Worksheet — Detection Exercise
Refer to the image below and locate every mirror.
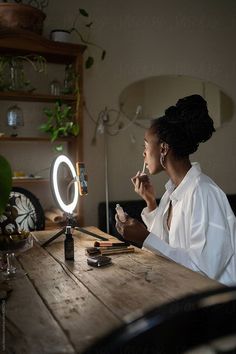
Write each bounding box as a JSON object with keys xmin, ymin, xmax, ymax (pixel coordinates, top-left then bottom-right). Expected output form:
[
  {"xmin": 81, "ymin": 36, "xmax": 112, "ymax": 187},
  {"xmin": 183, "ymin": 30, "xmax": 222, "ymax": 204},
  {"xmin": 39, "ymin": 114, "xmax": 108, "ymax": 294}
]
[{"xmin": 119, "ymin": 75, "xmax": 234, "ymax": 129}]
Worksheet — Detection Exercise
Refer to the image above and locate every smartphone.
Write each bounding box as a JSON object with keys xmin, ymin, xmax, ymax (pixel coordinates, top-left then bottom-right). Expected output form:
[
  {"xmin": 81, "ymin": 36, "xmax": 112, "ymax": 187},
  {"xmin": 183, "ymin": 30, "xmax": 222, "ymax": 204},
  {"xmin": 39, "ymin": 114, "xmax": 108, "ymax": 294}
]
[
  {"xmin": 76, "ymin": 162, "xmax": 88, "ymax": 196},
  {"xmin": 87, "ymin": 255, "xmax": 112, "ymax": 267}
]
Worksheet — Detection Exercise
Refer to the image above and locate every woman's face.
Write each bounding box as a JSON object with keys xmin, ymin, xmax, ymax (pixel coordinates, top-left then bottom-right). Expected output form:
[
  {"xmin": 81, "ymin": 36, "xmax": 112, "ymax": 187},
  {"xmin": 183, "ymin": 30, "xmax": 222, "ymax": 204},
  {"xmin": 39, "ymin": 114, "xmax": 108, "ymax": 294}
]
[{"xmin": 143, "ymin": 129, "xmax": 163, "ymax": 175}]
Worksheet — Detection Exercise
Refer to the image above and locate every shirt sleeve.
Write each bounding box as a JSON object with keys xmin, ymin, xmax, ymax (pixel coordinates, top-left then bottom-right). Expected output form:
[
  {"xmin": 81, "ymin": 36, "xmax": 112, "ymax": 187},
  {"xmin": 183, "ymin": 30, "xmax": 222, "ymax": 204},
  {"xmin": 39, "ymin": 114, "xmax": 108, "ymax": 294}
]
[
  {"xmin": 141, "ymin": 207, "xmax": 158, "ymax": 231},
  {"xmin": 143, "ymin": 186, "xmax": 235, "ymax": 280}
]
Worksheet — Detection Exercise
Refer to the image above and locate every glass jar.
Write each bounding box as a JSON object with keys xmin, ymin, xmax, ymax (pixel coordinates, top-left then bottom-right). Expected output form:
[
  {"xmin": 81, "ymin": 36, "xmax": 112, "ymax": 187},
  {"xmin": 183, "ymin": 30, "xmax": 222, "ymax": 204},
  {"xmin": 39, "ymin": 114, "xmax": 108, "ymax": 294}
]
[
  {"xmin": 6, "ymin": 104, "xmax": 24, "ymax": 137},
  {"xmin": 63, "ymin": 64, "xmax": 76, "ymax": 94},
  {"xmin": 50, "ymin": 79, "xmax": 61, "ymax": 95},
  {"xmin": 9, "ymin": 59, "xmax": 24, "ymax": 91}
]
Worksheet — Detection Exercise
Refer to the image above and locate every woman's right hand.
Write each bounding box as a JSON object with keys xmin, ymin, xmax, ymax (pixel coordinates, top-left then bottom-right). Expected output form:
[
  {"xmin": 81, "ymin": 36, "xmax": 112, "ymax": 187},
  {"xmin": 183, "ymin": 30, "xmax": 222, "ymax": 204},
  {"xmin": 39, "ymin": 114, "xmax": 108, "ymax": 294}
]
[
  {"xmin": 131, "ymin": 172, "xmax": 157, "ymax": 211},
  {"xmin": 115, "ymin": 214, "xmax": 149, "ymax": 248}
]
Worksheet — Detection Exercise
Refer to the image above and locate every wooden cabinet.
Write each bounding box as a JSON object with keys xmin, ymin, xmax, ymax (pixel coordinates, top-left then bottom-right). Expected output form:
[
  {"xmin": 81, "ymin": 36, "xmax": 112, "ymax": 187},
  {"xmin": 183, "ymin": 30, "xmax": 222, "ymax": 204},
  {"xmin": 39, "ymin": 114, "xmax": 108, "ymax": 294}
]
[{"xmin": 0, "ymin": 29, "xmax": 85, "ymax": 226}]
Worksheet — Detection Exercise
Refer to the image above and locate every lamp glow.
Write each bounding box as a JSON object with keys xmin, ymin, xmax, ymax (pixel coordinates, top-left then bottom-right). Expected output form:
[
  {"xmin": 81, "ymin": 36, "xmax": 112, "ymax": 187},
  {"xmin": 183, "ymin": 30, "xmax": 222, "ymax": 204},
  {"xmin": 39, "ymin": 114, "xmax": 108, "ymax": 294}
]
[{"xmin": 51, "ymin": 155, "xmax": 78, "ymax": 214}]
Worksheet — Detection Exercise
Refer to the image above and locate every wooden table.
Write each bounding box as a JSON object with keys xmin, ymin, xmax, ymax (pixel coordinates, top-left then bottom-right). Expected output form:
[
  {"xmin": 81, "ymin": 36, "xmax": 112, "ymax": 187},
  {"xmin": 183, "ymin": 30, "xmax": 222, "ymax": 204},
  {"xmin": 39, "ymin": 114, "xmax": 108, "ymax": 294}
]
[{"xmin": 1, "ymin": 227, "xmax": 221, "ymax": 354}]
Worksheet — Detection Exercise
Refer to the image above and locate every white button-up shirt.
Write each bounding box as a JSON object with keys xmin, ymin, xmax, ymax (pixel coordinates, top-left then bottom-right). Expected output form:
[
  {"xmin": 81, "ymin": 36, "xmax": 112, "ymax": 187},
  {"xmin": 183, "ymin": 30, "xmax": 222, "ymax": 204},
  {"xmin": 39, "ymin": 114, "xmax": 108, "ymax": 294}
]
[{"xmin": 142, "ymin": 163, "xmax": 236, "ymax": 286}]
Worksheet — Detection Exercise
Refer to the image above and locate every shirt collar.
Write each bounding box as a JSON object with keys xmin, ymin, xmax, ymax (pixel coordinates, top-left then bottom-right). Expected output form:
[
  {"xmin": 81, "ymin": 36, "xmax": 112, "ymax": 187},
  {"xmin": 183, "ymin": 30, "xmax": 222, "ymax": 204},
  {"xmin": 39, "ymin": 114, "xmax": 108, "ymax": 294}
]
[{"xmin": 165, "ymin": 162, "xmax": 202, "ymax": 202}]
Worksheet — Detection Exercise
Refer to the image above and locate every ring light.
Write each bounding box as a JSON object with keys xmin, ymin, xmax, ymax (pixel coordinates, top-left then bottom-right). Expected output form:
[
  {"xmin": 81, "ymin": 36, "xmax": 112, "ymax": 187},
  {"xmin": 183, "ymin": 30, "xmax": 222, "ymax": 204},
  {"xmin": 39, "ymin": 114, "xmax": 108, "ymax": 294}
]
[
  {"xmin": 51, "ymin": 155, "xmax": 78, "ymax": 214},
  {"xmin": 42, "ymin": 154, "xmax": 108, "ymax": 247}
]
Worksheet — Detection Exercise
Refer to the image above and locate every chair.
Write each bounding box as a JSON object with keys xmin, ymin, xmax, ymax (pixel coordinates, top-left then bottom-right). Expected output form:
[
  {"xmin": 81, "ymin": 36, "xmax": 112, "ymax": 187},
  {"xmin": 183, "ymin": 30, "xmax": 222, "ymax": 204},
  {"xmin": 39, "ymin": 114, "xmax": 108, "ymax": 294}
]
[
  {"xmin": 98, "ymin": 195, "xmax": 236, "ymax": 238},
  {"xmin": 82, "ymin": 286, "xmax": 236, "ymax": 354}
]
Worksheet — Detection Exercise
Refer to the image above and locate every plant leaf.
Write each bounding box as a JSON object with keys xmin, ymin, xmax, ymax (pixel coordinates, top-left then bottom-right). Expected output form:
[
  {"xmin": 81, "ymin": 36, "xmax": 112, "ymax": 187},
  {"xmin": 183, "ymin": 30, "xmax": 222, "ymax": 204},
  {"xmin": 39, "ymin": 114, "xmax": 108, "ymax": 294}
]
[
  {"xmin": 0, "ymin": 155, "xmax": 12, "ymax": 215},
  {"xmin": 55, "ymin": 145, "xmax": 63, "ymax": 152},
  {"xmin": 51, "ymin": 130, "xmax": 59, "ymax": 142},
  {"xmin": 71, "ymin": 124, "xmax": 80, "ymax": 136},
  {"xmin": 39, "ymin": 122, "xmax": 53, "ymax": 133},
  {"xmin": 101, "ymin": 50, "xmax": 106, "ymax": 60},
  {"xmin": 79, "ymin": 8, "xmax": 89, "ymax": 17},
  {"xmin": 85, "ymin": 22, "xmax": 93, "ymax": 28},
  {"xmin": 85, "ymin": 56, "xmax": 94, "ymax": 69}
]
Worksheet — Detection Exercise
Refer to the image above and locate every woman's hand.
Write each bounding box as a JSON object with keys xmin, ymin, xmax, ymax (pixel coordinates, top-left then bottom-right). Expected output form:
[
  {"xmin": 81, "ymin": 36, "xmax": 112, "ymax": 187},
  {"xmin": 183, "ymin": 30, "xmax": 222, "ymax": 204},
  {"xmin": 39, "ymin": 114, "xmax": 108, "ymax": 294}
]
[
  {"xmin": 115, "ymin": 214, "xmax": 149, "ymax": 247},
  {"xmin": 131, "ymin": 172, "xmax": 157, "ymax": 211}
]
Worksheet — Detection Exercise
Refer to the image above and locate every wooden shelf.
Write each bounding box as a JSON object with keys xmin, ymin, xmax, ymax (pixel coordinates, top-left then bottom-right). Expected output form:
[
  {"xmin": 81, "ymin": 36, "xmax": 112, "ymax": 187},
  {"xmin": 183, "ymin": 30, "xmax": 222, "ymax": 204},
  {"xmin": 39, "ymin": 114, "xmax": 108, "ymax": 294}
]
[
  {"xmin": 12, "ymin": 178, "xmax": 49, "ymax": 184},
  {"xmin": 0, "ymin": 91, "xmax": 77, "ymax": 102},
  {"xmin": 0, "ymin": 136, "xmax": 74, "ymax": 142},
  {"xmin": 0, "ymin": 30, "xmax": 84, "ymax": 225},
  {"xmin": 0, "ymin": 29, "xmax": 86, "ymax": 64}
]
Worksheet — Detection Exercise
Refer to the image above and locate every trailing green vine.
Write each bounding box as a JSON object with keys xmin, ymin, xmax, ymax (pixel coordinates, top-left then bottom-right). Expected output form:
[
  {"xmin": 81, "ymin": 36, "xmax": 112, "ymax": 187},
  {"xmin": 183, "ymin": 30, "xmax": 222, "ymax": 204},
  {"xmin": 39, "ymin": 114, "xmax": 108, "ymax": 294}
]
[{"xmin": 39, "ymin": 99, "xmax": 79, "ymax": 150}]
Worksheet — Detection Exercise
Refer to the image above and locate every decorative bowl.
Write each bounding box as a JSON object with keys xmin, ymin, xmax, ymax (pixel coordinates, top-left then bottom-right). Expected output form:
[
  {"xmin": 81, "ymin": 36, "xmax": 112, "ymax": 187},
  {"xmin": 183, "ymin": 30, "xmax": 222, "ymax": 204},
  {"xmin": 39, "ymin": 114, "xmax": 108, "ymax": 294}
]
[{"xmin": 0, "ymin": 230, "xmax": 31, "ymax": 251}]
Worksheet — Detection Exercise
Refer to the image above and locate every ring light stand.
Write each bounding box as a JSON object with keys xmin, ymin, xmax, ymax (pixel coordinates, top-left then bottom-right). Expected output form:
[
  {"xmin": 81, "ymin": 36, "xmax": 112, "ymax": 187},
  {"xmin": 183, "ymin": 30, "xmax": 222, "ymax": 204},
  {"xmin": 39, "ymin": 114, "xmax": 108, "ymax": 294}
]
[{"xmin": 42, "ymin": 155, "xmax": 108, "ymax": 247}]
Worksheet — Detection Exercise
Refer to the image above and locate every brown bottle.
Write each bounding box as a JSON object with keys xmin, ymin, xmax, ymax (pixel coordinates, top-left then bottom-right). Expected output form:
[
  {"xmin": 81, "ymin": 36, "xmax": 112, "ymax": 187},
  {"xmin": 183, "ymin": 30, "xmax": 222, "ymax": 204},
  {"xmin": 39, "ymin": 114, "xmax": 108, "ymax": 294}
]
[{"xmin": 64, "ymin": 226, "xmax": 74, "ymax": 261}]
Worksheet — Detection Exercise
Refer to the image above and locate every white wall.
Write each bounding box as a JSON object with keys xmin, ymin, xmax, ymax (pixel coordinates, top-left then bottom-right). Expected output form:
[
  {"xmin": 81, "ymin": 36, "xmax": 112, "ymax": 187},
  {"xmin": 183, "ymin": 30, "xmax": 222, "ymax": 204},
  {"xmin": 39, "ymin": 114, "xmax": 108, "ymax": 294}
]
[{"xmin": 44, "ymin": 0, "xmax": 236, "ymax": 227}]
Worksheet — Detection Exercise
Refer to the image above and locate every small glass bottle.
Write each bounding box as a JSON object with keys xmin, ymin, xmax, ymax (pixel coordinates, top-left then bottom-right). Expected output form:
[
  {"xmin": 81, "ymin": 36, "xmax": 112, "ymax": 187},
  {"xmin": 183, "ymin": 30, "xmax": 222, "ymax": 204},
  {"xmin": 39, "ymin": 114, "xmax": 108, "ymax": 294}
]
[
  {"xmin": 6, "ymin": 104, "xmax": 24, "ymax": 137},
  {"xmin": 9, "ymin": 59, "xmax": 24, "ymax": 91},
  {"xmin": 50, "ymin": 79, "xmax": 61, "ymax": 95},
  {"xmin": 63, "ymin": 64, "xmax": 76, "ymax": 94},
  {"xmin": 64, "ymin": 225, "xmax": 74, "ymax": 260}
]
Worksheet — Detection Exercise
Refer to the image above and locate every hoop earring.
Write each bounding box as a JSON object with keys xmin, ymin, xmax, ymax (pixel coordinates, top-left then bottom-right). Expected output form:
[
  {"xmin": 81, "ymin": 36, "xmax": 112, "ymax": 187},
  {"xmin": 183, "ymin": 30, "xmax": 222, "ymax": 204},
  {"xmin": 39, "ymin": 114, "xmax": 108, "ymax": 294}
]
[{"xmin": 160, "ymin": 153, "xmax": 166, "ymax": 169}]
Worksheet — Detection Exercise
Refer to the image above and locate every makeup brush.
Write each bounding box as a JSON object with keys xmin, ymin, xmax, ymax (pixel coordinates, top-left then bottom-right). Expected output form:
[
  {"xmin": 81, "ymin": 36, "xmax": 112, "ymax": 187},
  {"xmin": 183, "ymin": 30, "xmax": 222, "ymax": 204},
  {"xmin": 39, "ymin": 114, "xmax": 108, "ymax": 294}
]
[{"xmin": 141, "ymin": 161, "xmax": 146, "ymax": 174}]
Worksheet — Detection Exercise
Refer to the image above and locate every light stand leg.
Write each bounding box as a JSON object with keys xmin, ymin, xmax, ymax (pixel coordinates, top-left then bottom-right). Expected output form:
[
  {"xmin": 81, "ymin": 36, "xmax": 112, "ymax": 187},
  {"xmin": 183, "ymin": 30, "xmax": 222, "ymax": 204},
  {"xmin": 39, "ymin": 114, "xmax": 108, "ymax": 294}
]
[
  {"xmin": 41, "ymin": 221, "xmax": 109, "ymax": 248},
  {"xmin": 74, "ymin": 227, "xmax": 108, "ymax": 241},
  {"xmin": 104, "ymin": 129, "xmax": 110, "ymax": 234},
  {"xmin": 41, "ymin": 227, "xmax": 66, "ymax": 247}
]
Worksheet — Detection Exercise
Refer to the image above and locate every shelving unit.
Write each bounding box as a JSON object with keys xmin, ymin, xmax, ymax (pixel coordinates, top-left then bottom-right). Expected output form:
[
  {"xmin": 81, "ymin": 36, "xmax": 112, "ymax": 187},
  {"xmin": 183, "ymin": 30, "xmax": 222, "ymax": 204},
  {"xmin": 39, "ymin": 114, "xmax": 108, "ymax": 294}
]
[
  {"xmin": 0, "ymin": 29, "xmax": 86, "ymax": 226},
  {"xmin": 0, "ymin": 91, "xmax": 76, "ymax": 102},
  {"xmin": 11, "ymin": 177, "xmax": 49, "ymax": 185},
  {"xmin": 0, "ymin": 136, "xmax": 74, "ymax": 141}
]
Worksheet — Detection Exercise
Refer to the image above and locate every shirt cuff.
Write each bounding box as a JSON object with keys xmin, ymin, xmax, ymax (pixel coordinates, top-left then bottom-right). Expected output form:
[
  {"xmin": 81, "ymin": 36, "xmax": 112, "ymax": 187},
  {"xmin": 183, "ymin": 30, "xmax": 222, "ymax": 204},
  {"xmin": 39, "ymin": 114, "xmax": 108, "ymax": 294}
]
[
  {"xmin": 143, "ymin": 232, "xmax": 169, "ymax": 256},
  {"xmin": 141, "ymin": 207, "xmax": 157, "ymax": 228}
]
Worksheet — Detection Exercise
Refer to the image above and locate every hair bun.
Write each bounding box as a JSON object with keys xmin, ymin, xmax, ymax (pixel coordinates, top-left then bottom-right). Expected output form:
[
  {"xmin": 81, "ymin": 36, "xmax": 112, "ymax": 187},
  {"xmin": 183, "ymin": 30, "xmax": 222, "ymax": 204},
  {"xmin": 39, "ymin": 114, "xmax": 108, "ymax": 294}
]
[
  {"xmin": 164, "ymin": 105, "xmax": 177, "ymax": 118},
  {"xmin": 176, "ymin": 94, "xmax": 207, "ymax": 109},
  {"xmin": 175, "ymin": 94, "xmax": 215, "ymax": 147},
  {"xmin": 176, "ymin": 94, "xmax": 208, "ymax": 121},
  {"xmin": 156, "ymin": 94, "xmax": 215, "ymax": 157}
]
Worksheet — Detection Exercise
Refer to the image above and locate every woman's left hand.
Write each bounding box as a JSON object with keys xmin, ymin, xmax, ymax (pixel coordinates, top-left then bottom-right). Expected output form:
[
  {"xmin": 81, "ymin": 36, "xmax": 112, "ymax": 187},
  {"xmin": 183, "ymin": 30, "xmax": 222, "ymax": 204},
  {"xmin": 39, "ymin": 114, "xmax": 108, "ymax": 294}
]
[{"xmin": 115, "ymin": 214, "xmax": 149, "ymax": 247}]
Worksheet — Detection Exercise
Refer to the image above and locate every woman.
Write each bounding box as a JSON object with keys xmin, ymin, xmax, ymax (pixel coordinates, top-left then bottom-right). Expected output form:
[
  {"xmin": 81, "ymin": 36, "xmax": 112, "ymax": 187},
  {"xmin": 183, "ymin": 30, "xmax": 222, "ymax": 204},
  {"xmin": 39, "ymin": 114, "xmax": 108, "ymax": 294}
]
[{"xmin": 116, "ymin": 94, "xmax": 236, "ymax": 286}]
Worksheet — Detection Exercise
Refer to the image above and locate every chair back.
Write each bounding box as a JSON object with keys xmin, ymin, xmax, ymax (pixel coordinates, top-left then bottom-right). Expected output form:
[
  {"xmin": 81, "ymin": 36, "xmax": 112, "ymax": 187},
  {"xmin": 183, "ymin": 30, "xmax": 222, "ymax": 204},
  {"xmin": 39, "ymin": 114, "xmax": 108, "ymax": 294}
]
[{"xmin": 83, "ymin": 286, "xmax": 236, "ymax": 354}]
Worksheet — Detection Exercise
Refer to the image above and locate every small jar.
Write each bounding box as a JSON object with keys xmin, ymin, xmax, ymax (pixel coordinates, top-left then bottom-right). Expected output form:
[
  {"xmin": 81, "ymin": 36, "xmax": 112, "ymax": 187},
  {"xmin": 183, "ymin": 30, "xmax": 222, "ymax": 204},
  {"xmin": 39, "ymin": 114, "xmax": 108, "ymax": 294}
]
[
  {"xmin": 50, "ymin": 79, "xmax": 61, "ymax": 95},
  {"xmin": 9, "ymin": 59, "xmax": 23, "ymax": 91},
  {"xmin": 63, "ymin": 64, "xmax": 76, "ymax": 94},
  {"xmin": 7, "ymin": 104, "xmax": 24, "ymax": 137},
  {"xmin": 50, "ymin": 30, "xmax": 70, "ymax": 43}
]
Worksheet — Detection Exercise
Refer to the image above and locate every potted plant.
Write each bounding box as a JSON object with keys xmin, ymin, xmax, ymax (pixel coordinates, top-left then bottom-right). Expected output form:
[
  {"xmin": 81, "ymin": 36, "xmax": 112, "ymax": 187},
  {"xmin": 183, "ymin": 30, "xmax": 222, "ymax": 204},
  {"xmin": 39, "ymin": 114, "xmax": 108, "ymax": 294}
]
[
  {"xmin": 50, "ymin": 8, "xmax": 106, "ymax": 69},
  {"xmin": 0, "ymin": 155, "xmax": 12, "ymax": 216},
  {"xmin": 0, "ymin": 155, "xmax": 33, "ymax": 278},
  {"xmin": 0, "ymin": 0, "xmax": 49, "ymax": 34},
  {"xmin": 39, "ymin": 99, "xmax": 80, "ymax": 151}
]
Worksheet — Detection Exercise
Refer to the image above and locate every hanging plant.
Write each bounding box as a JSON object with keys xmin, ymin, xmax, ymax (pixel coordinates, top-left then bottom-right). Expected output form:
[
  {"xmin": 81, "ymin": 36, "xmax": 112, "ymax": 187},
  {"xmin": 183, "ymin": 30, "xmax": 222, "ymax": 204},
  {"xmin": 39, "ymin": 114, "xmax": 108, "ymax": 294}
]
[
  {"xmin": 51, "ymin": 8, "xmax": 106, "ymax": 69},
  {"xmin": 0, "ymin": 54, "xmax": 46, "ymax": 92}
]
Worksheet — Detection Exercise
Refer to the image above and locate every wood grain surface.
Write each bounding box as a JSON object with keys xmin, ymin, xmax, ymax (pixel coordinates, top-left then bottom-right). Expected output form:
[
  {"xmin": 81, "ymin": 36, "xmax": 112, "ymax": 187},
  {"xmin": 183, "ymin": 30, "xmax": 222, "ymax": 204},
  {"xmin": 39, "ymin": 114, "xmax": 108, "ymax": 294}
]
[{"xmin": 1, "ymin": 227, "xmax": 221, "ymax": 354}]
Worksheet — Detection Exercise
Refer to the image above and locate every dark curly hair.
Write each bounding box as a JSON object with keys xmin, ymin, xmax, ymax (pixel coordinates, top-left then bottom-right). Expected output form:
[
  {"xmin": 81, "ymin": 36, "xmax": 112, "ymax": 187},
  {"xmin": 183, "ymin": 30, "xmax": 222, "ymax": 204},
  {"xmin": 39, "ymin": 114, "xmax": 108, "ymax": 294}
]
[{"xmin": 150, "ymin": 94, "xmax": 216, "ymax": 157}]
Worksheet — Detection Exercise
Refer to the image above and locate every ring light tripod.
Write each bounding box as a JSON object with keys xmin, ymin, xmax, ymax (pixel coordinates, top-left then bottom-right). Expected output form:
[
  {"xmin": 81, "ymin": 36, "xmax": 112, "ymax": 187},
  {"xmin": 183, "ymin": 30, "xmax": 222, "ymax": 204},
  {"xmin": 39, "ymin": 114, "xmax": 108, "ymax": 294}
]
[{"xmin": 42, "ymin": 155, "xmax": 108, "ymax": 247}]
